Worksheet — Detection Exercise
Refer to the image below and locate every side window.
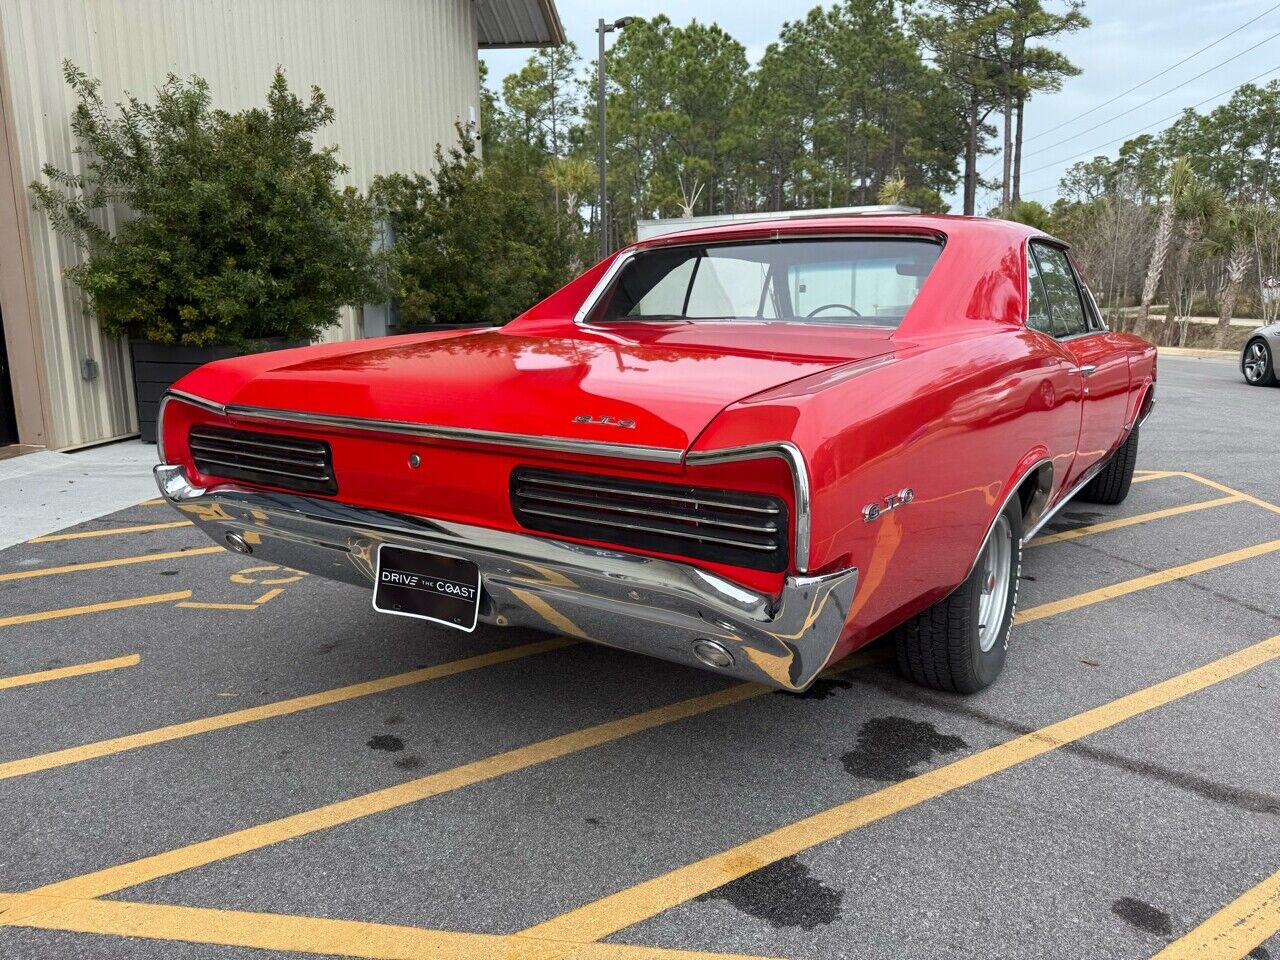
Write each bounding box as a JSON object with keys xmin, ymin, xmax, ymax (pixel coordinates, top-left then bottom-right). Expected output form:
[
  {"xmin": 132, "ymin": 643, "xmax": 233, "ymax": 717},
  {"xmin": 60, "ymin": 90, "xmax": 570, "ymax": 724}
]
[
  {"xmin": 685, "ymin": 254, "xmax": 771, "ymax": 319},
  {"xmin": 1026, "ymin": 248, "xmax": 1055, "ymax": 336},
  {"xmin": 627, "ymin": 257, "xmax": 695, "ymax": 318},
  {"xmin": 1031, "ymin": 244, "xmax": 1088, "ymax": 338}
]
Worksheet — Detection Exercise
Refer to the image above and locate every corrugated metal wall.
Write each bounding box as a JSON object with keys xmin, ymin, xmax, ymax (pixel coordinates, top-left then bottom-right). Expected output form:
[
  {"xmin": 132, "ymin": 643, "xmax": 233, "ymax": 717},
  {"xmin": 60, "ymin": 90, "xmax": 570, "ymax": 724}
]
[{"xmin": 0, "ymin": 0, "xmax": 481, "ymax": 448}]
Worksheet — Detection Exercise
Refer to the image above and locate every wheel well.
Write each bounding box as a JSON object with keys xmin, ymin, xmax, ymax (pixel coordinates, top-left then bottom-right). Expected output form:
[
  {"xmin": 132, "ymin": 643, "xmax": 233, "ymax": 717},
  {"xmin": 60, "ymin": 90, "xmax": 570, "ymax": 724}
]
[{"xmin": 1016, "ymin": 461, "xmax": 1054, "ymax": 532}]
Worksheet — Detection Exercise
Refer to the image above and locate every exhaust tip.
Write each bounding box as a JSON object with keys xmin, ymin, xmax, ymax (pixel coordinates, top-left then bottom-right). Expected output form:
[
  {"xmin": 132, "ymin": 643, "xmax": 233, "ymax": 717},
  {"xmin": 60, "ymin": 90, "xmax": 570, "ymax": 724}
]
[
  {"xmin": 225, "ymin": 532, "xmax": 253, "ymax": 555},
  {"xmin": 692, "ymin": 638, "xmax": 734, "ymax": 669}
]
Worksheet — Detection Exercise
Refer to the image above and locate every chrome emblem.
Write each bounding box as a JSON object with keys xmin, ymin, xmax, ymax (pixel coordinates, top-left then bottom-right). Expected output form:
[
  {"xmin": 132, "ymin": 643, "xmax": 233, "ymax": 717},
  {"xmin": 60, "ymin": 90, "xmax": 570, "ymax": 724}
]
[
  {"xmin": 573, "ymin": 414, "xmax": 636, "ymax": 429},
  {"xmin": 863, "ymin": 487, "xmax": 914, "ymax": 523}
]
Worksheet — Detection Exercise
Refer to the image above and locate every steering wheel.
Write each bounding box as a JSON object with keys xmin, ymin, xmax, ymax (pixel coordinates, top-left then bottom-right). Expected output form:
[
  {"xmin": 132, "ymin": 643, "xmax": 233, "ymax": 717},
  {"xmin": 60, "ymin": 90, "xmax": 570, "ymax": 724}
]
[{"xmin": 806, "ymin": 303, "xmax": 862, "ymax": 318}]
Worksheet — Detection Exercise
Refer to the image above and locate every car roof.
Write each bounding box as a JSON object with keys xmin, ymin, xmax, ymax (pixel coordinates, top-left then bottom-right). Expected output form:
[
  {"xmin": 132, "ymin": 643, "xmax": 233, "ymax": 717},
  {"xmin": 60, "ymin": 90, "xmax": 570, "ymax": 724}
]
[{"xmin": 629, "ymin": 213, "xmax": 1044, "ymax": 251}]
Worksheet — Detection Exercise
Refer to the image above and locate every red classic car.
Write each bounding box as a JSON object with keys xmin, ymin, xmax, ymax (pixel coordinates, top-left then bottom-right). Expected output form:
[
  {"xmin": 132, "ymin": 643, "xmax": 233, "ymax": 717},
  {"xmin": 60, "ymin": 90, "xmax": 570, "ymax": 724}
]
[{"xmin": 154, "ymin": 213, "xmax": 1156, "ymax": 694}]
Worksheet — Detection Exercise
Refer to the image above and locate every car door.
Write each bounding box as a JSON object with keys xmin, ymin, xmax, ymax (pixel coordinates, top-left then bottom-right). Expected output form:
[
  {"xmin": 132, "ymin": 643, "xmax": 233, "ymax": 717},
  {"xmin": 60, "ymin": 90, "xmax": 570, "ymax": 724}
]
[{"xmin": 1029, "ymin": 242, "xmax": 1130, "ymax": 484}]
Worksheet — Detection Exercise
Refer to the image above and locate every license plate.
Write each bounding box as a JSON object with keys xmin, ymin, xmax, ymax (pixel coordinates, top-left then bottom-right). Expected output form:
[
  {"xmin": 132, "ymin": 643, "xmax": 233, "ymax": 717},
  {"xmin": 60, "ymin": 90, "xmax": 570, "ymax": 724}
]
[{"xmin": 372, "ymin": 544, "xmax": 481, "ymax": 632}]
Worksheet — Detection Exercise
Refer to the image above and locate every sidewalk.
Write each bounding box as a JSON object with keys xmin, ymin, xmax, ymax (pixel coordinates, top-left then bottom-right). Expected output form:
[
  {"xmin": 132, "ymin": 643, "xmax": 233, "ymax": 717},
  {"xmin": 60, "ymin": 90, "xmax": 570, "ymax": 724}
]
[{"xmin": 0, "ymin": 440, "xmax": 160, "ymax": 549}]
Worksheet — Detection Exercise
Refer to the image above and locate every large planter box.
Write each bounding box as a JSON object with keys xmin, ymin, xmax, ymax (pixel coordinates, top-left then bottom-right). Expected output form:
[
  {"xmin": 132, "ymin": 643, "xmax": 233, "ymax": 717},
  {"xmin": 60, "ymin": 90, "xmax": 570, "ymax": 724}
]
[{"xmin": 130, "ymin": 338, "xmax": 305, "ymax": 443}]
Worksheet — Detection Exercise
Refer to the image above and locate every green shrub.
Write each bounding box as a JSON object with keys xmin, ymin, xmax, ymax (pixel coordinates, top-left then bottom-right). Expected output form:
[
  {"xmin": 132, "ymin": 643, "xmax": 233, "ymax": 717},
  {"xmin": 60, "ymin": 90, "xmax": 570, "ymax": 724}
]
[
  {"xmin": 371, "ymin": 132, "xmax": 586, "ymax": 329},
  {"xmin": 31, "ymin": 63, "xmax": 382, "ymax": 347}
]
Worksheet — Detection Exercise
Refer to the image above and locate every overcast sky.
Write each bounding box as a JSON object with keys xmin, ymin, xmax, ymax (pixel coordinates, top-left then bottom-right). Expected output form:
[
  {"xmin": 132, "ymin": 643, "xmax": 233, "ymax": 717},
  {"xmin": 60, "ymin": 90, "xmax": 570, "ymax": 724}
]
[{"xmin": 480, "ymin": 0, "xmax": 1279, "ymax": 212}]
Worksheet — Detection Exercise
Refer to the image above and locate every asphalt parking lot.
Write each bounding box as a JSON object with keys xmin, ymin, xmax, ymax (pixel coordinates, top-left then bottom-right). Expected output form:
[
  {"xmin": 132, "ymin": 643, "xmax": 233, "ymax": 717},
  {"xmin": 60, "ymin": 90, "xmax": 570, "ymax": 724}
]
[{"xmin": 1, "ymin": 353, "xmax": 1277, "ymax": 960}]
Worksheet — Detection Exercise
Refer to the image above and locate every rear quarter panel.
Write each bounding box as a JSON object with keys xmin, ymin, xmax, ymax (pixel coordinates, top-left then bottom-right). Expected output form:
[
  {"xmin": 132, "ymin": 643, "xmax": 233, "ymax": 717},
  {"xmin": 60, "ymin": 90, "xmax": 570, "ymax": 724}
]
[{"xmin": 696, "ymin": 327, "xmax": 1084, "ymax": 659}]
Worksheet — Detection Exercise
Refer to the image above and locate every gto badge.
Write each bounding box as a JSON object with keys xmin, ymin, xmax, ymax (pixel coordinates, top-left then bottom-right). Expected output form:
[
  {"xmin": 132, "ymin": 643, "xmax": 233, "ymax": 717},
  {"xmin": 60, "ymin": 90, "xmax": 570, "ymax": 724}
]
[
  {"xmin": 862, "ymin": 487, "xmax": 914, "ymax": 523},
  {"xmin": 573, "ymin": 414, "xmax": 636, "ymax": 429}
]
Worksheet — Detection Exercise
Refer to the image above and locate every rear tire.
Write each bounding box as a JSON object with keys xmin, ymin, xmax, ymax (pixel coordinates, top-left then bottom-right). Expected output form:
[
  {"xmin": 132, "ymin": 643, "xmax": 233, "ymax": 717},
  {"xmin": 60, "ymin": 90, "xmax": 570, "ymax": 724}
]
[
  {"xmin": 1242, "ymin": 338, "xmax": 1277, "ymax": 386},
  {"xmin": 894, "ymin": 500, "xmax": 1022, "ymax": 694},
  {"xmin": 1078, "ymin": 425, "xmax": 1139, "ymax": 506}
]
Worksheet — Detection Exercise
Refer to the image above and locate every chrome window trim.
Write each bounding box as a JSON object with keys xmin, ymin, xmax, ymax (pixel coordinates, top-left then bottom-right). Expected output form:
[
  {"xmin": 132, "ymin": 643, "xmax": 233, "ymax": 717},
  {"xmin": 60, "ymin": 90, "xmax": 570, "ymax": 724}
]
[
  {"xmin": 162, "ymin": 392, "xmax": 817, "ymax": 573},
  {"xmin": 575, "ymin": 232, "xmax": 946, "ymax": 328}
]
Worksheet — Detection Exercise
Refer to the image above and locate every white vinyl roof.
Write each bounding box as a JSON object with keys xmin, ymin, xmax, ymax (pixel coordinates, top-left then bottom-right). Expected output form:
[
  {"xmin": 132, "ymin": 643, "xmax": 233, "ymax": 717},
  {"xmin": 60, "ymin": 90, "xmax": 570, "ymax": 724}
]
[{"xmin": 475, "ymin": 0, "xmax": 565, "ymax": 48}]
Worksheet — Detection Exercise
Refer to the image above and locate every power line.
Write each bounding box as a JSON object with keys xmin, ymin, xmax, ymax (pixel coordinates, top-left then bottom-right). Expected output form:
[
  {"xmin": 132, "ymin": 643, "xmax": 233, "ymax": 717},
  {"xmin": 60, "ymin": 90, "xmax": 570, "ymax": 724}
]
[
  {"xmin": 1020, "ymin": 26, "xmax": 1280, "ymax": 161},
  {"xmin": 1023, "ymin": 1, "xmax": 1280, "ymax": 146},
  {"xmin": 1017, "ymin": 63, "xmax": 1280, "ymax": 194}
]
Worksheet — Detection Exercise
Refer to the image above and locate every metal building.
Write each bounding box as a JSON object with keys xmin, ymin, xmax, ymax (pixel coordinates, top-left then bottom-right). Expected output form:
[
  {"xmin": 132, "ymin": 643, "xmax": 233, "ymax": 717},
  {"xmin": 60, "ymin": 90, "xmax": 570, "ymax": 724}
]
[{"xmin": 0, "ymin": 0, "xmax": 563, "ymax": 451}]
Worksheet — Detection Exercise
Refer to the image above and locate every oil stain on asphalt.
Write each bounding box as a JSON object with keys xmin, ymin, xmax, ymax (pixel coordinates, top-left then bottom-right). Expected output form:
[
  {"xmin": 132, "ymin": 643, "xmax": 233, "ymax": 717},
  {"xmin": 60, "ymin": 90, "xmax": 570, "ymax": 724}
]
[
  {"xmin": 842, "ymin": 717, "xmax": 967, "ymax": 781},
  {"xmin": 367, "ymin": 734, "xmax": 404, "ymax": 752},
  {"xmin": 1111, "ymin": 897, "xmax": 1172, "ymax": 936},
  {"xmin": 697, "ymin": 856, "xmax": 843, "ymax": 929}
]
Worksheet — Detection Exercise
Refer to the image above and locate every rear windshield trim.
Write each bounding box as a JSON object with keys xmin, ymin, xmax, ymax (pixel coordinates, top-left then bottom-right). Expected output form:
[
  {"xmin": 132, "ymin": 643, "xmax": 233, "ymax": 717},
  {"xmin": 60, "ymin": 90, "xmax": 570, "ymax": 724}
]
[{"xmin": 574, "ymin": 232, "xmax": 945, "ymax": 329}]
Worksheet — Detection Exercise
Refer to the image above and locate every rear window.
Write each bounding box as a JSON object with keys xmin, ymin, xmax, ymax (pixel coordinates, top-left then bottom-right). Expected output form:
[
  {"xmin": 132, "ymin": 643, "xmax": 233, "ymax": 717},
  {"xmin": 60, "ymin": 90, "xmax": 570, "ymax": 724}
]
[{"xmin": 587, "ymin": 237, "xmax": 942, "ymax": 328}]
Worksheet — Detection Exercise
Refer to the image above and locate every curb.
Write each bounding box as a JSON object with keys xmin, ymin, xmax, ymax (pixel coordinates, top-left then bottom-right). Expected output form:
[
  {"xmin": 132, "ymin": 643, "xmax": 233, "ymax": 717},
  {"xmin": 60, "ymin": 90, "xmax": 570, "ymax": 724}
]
[{"xmin": 1157, "ymin": 346, "xmax": 1238, "ymax": 360}]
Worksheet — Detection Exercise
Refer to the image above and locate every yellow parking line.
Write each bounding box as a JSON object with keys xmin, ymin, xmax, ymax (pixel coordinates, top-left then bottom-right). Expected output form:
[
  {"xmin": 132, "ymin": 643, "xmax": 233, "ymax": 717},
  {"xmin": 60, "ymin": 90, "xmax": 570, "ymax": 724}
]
[
  {"xmin": 522, "ymin": 633, "xmax": 1280, "ymax": 943},
  {"xmin": 252, "ymin": 588, "xmax": 284, "ymax": 604},
  {"xmin": 1152, "ymin": 868, "xmax": 1280, "ymax": 959},
  {"xmin": 0, "ymin": 546, "xmax": 223, "ymax": 583},
  {"xmin": 0, "ymin": 893, "xmax": 775, "ymax": 960},
  {"xmin": 0, "ymin": 655, "xmax": 140, "ymax": 691},
  {"xmin": 175, "ymin": 601, "xmax": 260, "ymax": 611},
  {"xmin": 138, "ymin": 498, "xmax": 166, "ymax": 506},
  {"xmin": 1016, "ymin": 539, "xmax": 1280, "ymax": 623},
  {"xmin": 1027, "ymin": 495, "xmax": 1242, "ymax": 547},
  {"xmin": 31, "ymin": 647, "xmax": 890, "ymax": 901},
  {"xmin": 0, "ymin": 592, "xmax": 192, "ymax": 630},
  {"xmin": 1132, "ymin": 471, "xmax": 1176, "ymax": 483},
  {"xmin": 1179, "ymin": 472, "xmax": 1280, "ymax": 518},
  {"xmin": 0, "ymin": 636, "xmax": 577, "ymax": 783},
  {"xmin": 28, "ymin": 521, "xmax": 193, "ymax": 543}
]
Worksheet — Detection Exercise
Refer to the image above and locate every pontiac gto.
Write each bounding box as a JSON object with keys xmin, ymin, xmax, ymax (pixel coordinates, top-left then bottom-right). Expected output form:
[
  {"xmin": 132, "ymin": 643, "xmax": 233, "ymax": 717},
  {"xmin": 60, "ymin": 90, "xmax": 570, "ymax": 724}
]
[{"xmin": 154, "ymin": 213, "xmax": 1156, "ymax": 694}]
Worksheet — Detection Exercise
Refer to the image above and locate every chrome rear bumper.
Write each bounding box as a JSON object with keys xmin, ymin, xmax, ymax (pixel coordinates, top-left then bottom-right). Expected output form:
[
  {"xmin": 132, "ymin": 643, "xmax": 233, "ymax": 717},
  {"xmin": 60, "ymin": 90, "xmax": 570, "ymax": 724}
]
[{"xmin": 155, "ymin": 464, "xmax": 857, "ymax": 691}]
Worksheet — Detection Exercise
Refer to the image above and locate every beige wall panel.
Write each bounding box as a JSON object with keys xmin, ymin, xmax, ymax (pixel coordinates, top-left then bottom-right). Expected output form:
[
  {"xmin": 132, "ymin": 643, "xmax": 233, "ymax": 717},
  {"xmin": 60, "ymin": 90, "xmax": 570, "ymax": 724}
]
[{"xmin": 0, "ymin": 0, "xmax": 480, "ymax": 446}]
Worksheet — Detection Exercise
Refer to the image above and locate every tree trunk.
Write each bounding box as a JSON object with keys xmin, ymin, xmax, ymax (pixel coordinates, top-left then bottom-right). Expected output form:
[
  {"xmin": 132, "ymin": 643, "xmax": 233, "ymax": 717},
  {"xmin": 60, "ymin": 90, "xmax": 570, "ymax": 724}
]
[
  {"xmin": 1012, "ymin": 90, "xmax": 1025, "ymax": 203},
  {"xmin": 963, "ymin": 94, "xmax": 980, "ymax": 216},
  {"xmin": 1214, "ymin": 239, "xmax": 1252, "ymax": 349},
  {"xmin": 1001, "ymin": 92, "xmax": 1012, "ymax": 214}
]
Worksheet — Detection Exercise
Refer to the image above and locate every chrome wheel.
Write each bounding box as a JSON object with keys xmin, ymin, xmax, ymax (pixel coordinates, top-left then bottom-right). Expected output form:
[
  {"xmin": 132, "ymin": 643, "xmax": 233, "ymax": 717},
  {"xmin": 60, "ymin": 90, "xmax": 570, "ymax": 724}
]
[
  {"xmin": 977, "ymin": 513, "xmax": 1014, "ymax": 652},
  {"xmin": 1244, "ymin": 341, "xmax": 1270, "ymax": 383}
]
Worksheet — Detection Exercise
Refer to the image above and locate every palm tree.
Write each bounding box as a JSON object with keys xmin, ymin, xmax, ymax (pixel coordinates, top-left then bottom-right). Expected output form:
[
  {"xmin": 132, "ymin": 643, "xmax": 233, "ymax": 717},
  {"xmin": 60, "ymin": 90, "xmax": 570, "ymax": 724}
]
[
  {"xmin": 1202, "ymin": 205, "xmax": 1256, "ymax": 349},
  {"xmin": 1138, "ymin": 158, "xmax": 1192, "ymax": 340}
]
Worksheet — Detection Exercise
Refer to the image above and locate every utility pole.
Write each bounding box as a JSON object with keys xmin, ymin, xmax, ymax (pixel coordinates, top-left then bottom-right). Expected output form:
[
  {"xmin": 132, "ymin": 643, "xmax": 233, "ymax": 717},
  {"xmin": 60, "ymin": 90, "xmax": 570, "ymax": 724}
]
[{"xmin": 596, "ymin": 16, "xmax": 635, "ymax": 262}]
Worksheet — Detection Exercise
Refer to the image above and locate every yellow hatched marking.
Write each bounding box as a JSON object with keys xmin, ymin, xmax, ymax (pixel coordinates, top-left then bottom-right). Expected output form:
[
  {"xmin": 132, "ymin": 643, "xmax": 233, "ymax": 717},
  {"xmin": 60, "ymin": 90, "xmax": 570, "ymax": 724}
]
[
  {"xmin": 0, "ymin": 546, "xmax": 222, "ymax": 583},
  {"xmin": 0, "ymin": 592, "xmax": 192, "ymax": 630},
  {"xmin": 0, "ymin": 637, "xmax": 577, "ymax": 783},
  {"xmin": 0, "ymin": 655, "xmax": 140, "ymax": 691},
  {"xmin": 1179, "ymin": 472, "xmax": 1280, "ymax": 518},
  {"xmin": 28, "ymin": 521, "xmax": 193, "ymax": 543},
  {"xmin": 0, "ymin": 893, "xmax": 775, "ymax": 960},
  {"xmin": 1027, "ymin": 495, "xmax": 1242, "ymax": 547},
  {"xmin": 1152, "ymin": 868, "xmax": 1280, "ymax": 959},
  {"xmin": 229, "ymin": 565, "xmax": 305, "ymax": 586},
  {"xmin": 1016, "ymin": 539, "xmax": 1280, "ymax": 623},
  {"xmin": 138, "ymin": 498, "xmax": 165, "ymax": 506},
  {"xmin": 523, "ymin": 634, "xmax": 1280, "ymax": 943},
  {"xmin": 31, "ymin": 648, "xmax": 889, "ymax": 900}
]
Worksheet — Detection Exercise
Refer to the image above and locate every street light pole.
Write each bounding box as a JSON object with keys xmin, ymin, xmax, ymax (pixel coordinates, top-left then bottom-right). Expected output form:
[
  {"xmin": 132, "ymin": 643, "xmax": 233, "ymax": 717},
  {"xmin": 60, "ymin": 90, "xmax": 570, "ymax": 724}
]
[
  {"xmin": 596, "ymin": 16, "xmax": 635, "ymax": 263},
  {"xmin": 597, "ymin": 18, "xmax": 608, "ymax": 263}
]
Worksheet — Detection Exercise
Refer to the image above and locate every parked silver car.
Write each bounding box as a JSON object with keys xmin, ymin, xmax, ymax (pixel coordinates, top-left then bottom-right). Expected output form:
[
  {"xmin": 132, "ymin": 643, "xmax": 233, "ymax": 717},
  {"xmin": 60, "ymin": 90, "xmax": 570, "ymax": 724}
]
[{"xmin": 1242, "ymin": 324, "xmax": 1280, "ymax": 386}]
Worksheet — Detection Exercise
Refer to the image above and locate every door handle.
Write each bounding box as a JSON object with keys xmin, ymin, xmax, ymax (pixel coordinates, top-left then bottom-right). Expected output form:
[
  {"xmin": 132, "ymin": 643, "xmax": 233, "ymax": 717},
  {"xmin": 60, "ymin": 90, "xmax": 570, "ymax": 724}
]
[{"xmin": 1080, "ymin": 364, "xmax": 1097, "ymax": 377}]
